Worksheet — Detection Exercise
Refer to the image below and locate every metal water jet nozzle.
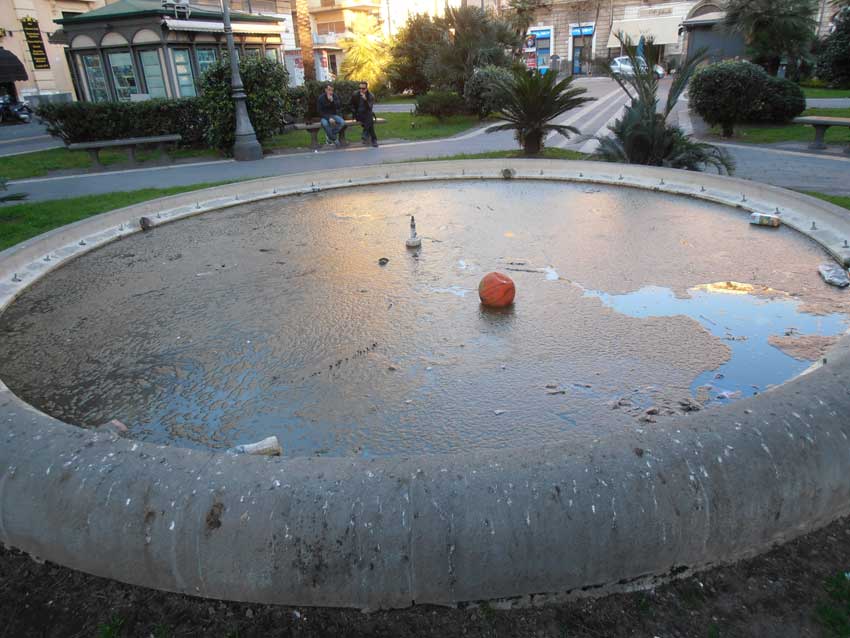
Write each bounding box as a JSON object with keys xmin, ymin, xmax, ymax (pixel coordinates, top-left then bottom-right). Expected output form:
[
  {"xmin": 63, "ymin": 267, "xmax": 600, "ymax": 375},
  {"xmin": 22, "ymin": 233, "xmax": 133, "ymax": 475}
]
[{"xmin": 406, "ymin": 215, "xmax": 421, "ymax": 248}]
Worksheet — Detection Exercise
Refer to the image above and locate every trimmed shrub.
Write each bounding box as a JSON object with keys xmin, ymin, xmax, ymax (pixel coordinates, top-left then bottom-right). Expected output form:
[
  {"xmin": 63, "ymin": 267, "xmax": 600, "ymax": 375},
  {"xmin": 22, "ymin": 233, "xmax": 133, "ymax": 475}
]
[
  {"xmin": 415, "ymin": 90, "xmax": 466, "ymax": 119},
  {"xmin": 36, "ymin": 99, "xmax": 206, "ymax": 147},
  {"xmin": 287, "ymin": 85, "xmax": 308, "ymax": 121},
  {"xmin": 690, "ymin": 61, "xmax": 769, "ymax": 136},
  {"xmin": 463, "ymin": 65, "xmax": 512, "ymax": 119},
  {"xmin": 751, "ymin": 76, "xmax": 805, "ymax": 123},
  {"xmin": 817, "ymin": 7, "xmax": 850, "ymax": 88},
  {"xmin": 199, "ymin": 55, "xmax": 291, "ymax": 152}
]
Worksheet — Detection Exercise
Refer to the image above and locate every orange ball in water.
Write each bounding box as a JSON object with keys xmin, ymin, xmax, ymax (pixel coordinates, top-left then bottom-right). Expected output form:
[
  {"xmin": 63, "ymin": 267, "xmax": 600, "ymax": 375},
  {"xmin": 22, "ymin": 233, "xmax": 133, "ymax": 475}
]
[{"xmin": 478, "ymin": 272, "xmax": 516, "ymax": 308}]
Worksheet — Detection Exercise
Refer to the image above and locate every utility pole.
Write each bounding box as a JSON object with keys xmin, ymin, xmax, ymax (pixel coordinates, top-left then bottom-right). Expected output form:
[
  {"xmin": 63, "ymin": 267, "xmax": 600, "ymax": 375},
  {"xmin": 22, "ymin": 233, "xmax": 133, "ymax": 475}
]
[{"xmin": 221, "ymin": 0, "xmax": 263, "ymax": 160}]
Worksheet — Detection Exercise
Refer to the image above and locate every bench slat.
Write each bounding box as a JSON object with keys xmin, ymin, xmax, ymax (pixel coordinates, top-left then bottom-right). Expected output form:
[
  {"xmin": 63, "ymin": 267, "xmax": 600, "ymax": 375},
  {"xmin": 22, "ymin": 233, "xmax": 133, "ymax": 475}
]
[
  {"xmin": 68, "ymin": 134, "xmax": 182, "ymax": 150},
  {"xmin": 793, "ymin": 117, "xmax": 850, "ymax": 126},
  {"xmin": 294, "ymin": 118, "xmax": 387, "ymax": 131}
]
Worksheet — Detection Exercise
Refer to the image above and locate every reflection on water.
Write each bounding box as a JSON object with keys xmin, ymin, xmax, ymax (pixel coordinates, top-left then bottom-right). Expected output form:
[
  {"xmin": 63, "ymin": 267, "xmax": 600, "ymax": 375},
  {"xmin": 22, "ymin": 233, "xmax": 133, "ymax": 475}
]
[
  {"xmin": 585, "ymin": 283, "xmax": 848, "ymax": 404},
  {"xmin": 1, "ymin": 181, "xmax": 847, "ymax": 457}
]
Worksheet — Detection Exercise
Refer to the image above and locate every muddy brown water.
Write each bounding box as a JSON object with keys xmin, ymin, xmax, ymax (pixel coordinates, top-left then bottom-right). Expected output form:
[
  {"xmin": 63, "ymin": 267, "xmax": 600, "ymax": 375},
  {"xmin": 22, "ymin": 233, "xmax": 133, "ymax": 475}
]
[{"xmin": 0, "ymin": 181, "xmax": 846, "ymax": 456}]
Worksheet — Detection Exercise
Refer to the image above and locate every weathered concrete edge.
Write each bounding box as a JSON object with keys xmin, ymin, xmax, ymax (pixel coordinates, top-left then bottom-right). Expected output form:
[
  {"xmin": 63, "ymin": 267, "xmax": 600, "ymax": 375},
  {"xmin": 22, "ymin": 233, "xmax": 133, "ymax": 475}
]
[{"xmin": 1, "ymin": 160, "xmax": 850, "ymax": 610}]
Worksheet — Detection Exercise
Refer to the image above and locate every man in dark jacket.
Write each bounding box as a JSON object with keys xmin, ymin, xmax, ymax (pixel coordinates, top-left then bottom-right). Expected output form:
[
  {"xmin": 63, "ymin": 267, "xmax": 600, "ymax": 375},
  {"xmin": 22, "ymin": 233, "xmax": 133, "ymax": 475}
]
[
  {"xmin": 317, "ymin": 84, "xmax": 346, "ymax": 146},
  {"xmin": 350, "ymin": 81, "xmax": 378, "ymax": 148}
]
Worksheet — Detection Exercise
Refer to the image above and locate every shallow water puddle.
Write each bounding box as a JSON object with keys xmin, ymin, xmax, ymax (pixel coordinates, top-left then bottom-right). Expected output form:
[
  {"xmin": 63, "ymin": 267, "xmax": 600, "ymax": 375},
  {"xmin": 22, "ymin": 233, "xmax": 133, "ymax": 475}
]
[{"xmin": 585, "ymin": 283, "xmax": 848, "ymax": 405}]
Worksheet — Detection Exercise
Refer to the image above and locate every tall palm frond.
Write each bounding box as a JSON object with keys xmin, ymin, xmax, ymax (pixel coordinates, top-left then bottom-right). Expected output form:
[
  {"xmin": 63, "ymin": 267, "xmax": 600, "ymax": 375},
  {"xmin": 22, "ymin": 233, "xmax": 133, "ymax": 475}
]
[
  {"xmin": 487, "ymin": 70, "xmax": 595, "ymax": 155},
  {"xmin": 338, "ymin": 14, "xmax": 390, "ymax": 87},
  {"xmin": 724, "ymin": 0, "xmax": 817, "ymax": 72},
  {"xmin": 595, "ymin": 33, "xmax": 733, "ymax": 174}
]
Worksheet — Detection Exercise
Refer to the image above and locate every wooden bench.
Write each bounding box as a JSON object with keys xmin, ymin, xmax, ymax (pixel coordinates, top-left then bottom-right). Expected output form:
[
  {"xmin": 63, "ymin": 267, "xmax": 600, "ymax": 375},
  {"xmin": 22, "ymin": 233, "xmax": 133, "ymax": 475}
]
[
  {"xmin": 293, "ymin": 118, "xmax": 387, "ymax": 150},
  {"xmin": 793, "ymin": 116, "xmax": 850, "ymax": 153},
  {"xmin": 67, "ymin": 134, "xmax": 183, "ymax": 169}
]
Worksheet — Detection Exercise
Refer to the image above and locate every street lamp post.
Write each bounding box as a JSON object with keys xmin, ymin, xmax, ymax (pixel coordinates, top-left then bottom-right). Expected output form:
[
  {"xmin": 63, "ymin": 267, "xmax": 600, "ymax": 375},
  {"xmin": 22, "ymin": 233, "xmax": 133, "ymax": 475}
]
[{"xmin": 221, "ymin": 0, "xmax": 263, "ymax": 161}]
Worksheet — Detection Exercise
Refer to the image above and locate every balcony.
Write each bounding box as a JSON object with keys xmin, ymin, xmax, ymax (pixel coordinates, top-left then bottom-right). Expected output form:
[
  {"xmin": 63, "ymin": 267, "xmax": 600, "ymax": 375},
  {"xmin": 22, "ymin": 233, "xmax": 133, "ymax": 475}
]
[
  {"xmin": 313, "ymin": 32, "xmax": 342, "ymax": 45},
  {"xmin": 308, "ymin": 0, "xmax": 381, "ymax": 13}
]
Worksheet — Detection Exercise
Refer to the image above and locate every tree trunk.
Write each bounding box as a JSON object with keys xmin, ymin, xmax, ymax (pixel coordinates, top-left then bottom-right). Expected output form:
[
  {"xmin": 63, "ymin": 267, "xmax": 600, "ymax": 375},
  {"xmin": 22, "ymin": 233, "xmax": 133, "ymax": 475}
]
[
  {"xmin": 523, "ymin": 130, "xmax": 543, "ymax": 155},
  {"xmin": 294, "ymin": 0, "xmax": 316, "ymax": 81},
  {"xmin": 722, "ymin": 121, "xmax": 734, "ymax": 138}
]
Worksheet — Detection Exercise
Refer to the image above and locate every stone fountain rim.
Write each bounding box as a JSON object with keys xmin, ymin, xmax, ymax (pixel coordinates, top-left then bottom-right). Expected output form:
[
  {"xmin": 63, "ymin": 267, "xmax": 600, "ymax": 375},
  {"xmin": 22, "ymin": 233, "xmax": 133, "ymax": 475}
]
[{"xmin": 1, "ymin": 159, "xmax": 849, "ymax": 610}]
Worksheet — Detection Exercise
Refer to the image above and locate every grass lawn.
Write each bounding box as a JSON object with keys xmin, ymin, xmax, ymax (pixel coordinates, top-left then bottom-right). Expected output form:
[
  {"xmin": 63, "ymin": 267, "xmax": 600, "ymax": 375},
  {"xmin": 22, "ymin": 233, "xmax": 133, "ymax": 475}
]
[
  {"xmin": 719, "ymin": 108, "xmax": 850, "ymax": 145},
  {"xmin": 0, "ymin": 182, "xmax": 233, "ymax": 252},
  {"xmin": 802, "ymin": 87, "xmax": 850, "ymax": 99},
  {"xmin": 804, "ymin": 192, "xmax": 850, "ymax": 211},
  {"xmin": 404, "ymin": 148, "xmax": 588, "ymax": 162},
  {"xmin": 0, "ymin": 146, "xmax": 219, "ymax": 181},
  {"xmin": 265, "ymin": 112, "xmax": 483, "ymax": 150}
]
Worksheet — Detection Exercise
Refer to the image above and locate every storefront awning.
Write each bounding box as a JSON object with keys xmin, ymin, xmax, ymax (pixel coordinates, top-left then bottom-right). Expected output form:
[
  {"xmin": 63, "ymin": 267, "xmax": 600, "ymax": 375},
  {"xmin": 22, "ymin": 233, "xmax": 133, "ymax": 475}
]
[
  {"xmin": 47, "ymin": 27, "xmax": 69, "ymax": 45},
  {"xmin": 682, "ymin": 11, "xmax": 725, "ymax": 27},
  {"xmin": 607, "ymin": 16, "xmax": 683, "ymax": 47},
  {"xmin": 0, "ymin": 47, "xmax": 28, "ymax": 83},
  {"xmin": 162, "ymin": 18, "xmax": 284, "ymax": 35}
]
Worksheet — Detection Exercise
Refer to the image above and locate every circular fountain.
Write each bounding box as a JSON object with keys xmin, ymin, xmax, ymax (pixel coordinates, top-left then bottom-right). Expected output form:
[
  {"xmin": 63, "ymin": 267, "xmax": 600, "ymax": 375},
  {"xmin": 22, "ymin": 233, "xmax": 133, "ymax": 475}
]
[{"xmin": 1, "ymin": 160, "xmax": 849, "ymax": 609}]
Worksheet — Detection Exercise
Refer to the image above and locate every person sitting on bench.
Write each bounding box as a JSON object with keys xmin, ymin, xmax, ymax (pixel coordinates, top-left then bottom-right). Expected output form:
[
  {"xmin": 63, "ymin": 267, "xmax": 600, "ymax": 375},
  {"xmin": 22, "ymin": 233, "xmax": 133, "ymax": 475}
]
[{"xmin": 317, "ymin": 84, "xmax": 346, "ymax": 147}]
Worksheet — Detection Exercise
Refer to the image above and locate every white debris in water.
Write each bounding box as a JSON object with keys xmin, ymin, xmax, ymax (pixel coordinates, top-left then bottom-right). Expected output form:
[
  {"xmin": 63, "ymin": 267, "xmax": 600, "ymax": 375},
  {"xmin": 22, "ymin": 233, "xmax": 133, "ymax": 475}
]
[{"xmin": 432, "ymin": 286, "xmax": 470, "ymax": 298}]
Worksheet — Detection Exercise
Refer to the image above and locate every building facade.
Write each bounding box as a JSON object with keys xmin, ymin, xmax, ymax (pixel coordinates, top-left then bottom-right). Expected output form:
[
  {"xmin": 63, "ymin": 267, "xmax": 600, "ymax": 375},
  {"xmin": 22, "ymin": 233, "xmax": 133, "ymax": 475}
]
[
  {"xmin": 1, "ymin": 0, "xmax": 106, "ymax": 103},
  {"xmin": 527, "ymin": 0, "xmax": 698, "ymax": 75},
  {"xmin": 307, "ymin": 0, "xmax": 380, "ymax": 81},
  {"xmin": 528, "ymin": 0, "xmax": 844, "ymax": 74},
  {"xmin": 54, "ymin": 0, "xmax": 297, "ymax": 102}
]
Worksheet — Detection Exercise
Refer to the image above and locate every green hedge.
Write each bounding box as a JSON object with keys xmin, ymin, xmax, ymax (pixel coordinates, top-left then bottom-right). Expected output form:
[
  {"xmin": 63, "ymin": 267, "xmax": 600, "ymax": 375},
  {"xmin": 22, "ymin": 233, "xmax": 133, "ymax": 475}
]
[
  {"xmin": 463, "ymin": 65, "xmax": 512, "ymax": 119},
  {"xmin": 817, "ymin": 7, "xmax": 850, "ymax": 88},
  {"xmin": 36, "ymin": 99, "xmax": 207, "ymax": 147},
  {"xmin": 415, "ymin": 90, "xmax": 466, "ymax": 119},
  {"xmin": 690, "ymin": 61, "xmax": 805, "ymax": 137},
  {"xmin": 198, "ymin": 55, "xmax": 291, "ymax": 152},
  {"xmin": 752, "ymin": 76, "xmax": 806, "ymax": 123}
]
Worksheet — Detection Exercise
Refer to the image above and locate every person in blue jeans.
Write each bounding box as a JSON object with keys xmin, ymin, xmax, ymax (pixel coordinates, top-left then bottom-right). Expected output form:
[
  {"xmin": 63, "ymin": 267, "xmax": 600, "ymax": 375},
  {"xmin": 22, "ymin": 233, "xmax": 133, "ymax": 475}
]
[{"xmin": 317, "ymin": 84, "xmax": 346, "ymax": 146}]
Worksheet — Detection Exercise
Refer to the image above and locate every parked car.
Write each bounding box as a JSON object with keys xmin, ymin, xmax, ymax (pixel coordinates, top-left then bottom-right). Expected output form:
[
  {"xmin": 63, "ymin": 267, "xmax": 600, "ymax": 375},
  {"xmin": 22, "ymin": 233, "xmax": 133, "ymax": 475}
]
[
  {"xmin": 609, "ymin": 56, "xmax": 665, "ymax": 79},
  {"xmin": 0, "ymin": 96, "xmax": 32, "ymax": 124}
]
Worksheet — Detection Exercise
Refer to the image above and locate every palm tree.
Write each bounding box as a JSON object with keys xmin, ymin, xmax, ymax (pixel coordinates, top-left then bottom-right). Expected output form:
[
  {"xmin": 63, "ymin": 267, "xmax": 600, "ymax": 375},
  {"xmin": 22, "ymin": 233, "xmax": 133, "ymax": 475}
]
[
  {"xmin": 427, "ymin": 6, "xmax": 517, "ymax": 94},
  {"xmin": 724, "ymin": 0, "xmax": 817, "ymax": 75},
  {"xmin": 487, "ymin": 70, "xmax": 594, "ymax": 155},
  {"xmin": 594, "ymin": 34, "xmax": 734, "ymax": 174},
  {"xmin": 293, "ymin": 0, "xmax": 315, "ymax": 81},
  {"xmin": 339, "ymin": 15, "xmax": 390, "ymax": 88}
]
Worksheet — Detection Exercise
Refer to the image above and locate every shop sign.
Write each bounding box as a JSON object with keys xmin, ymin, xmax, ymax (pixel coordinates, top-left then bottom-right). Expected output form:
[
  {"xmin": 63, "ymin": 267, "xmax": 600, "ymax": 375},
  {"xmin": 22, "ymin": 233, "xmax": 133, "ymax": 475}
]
[
  {"xmin": 571, "ymin": 25, "xmax": 595, "ymax": 36},
  {"xmin": 528, "ymin": 28, "xmax": 551, "ymax": 39},
  {"xmin": 21, "ymin": 17, "xmax": 50, "ymax": 70},
  {"xmin": 523, "ymin": 34, "xmax": 536, "ymax": 52}
]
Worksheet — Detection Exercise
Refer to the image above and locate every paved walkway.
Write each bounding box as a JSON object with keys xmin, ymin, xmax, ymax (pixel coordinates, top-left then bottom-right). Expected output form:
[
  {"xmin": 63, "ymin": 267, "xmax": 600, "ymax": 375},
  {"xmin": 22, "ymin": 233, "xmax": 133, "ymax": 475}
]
[
  {"xmin": 807, "ymin": 98, "xmax": 850, "ymax": 109},
  {"xmin": 7, "ymin": 78, "xmax": 850, "ymax": 202},
  {"xmin": 0, "ymin": 121, "xmax": 60, "ymax": 157},
  {"xmin": 374, "ymin": 103, "xmax": 414, "ymax": 113}
]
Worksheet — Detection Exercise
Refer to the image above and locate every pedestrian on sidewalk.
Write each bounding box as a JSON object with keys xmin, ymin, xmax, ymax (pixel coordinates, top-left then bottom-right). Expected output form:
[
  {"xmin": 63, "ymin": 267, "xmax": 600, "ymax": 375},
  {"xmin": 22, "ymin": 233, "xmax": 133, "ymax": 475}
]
[
  {"xmin": 351, "ymin": 81, "xmax": 379, "ymax": 148},
  {"xmin": 317, "ymin": 84, "xmax": 346, "ymax": 147}
]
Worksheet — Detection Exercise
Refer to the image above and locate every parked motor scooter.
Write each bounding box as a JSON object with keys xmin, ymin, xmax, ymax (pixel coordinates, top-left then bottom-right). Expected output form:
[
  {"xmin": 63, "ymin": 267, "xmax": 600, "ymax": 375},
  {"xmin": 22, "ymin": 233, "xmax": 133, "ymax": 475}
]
[{"xmin": 0, "ymin": 96, "xmax": 32, "ymax": 124}]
